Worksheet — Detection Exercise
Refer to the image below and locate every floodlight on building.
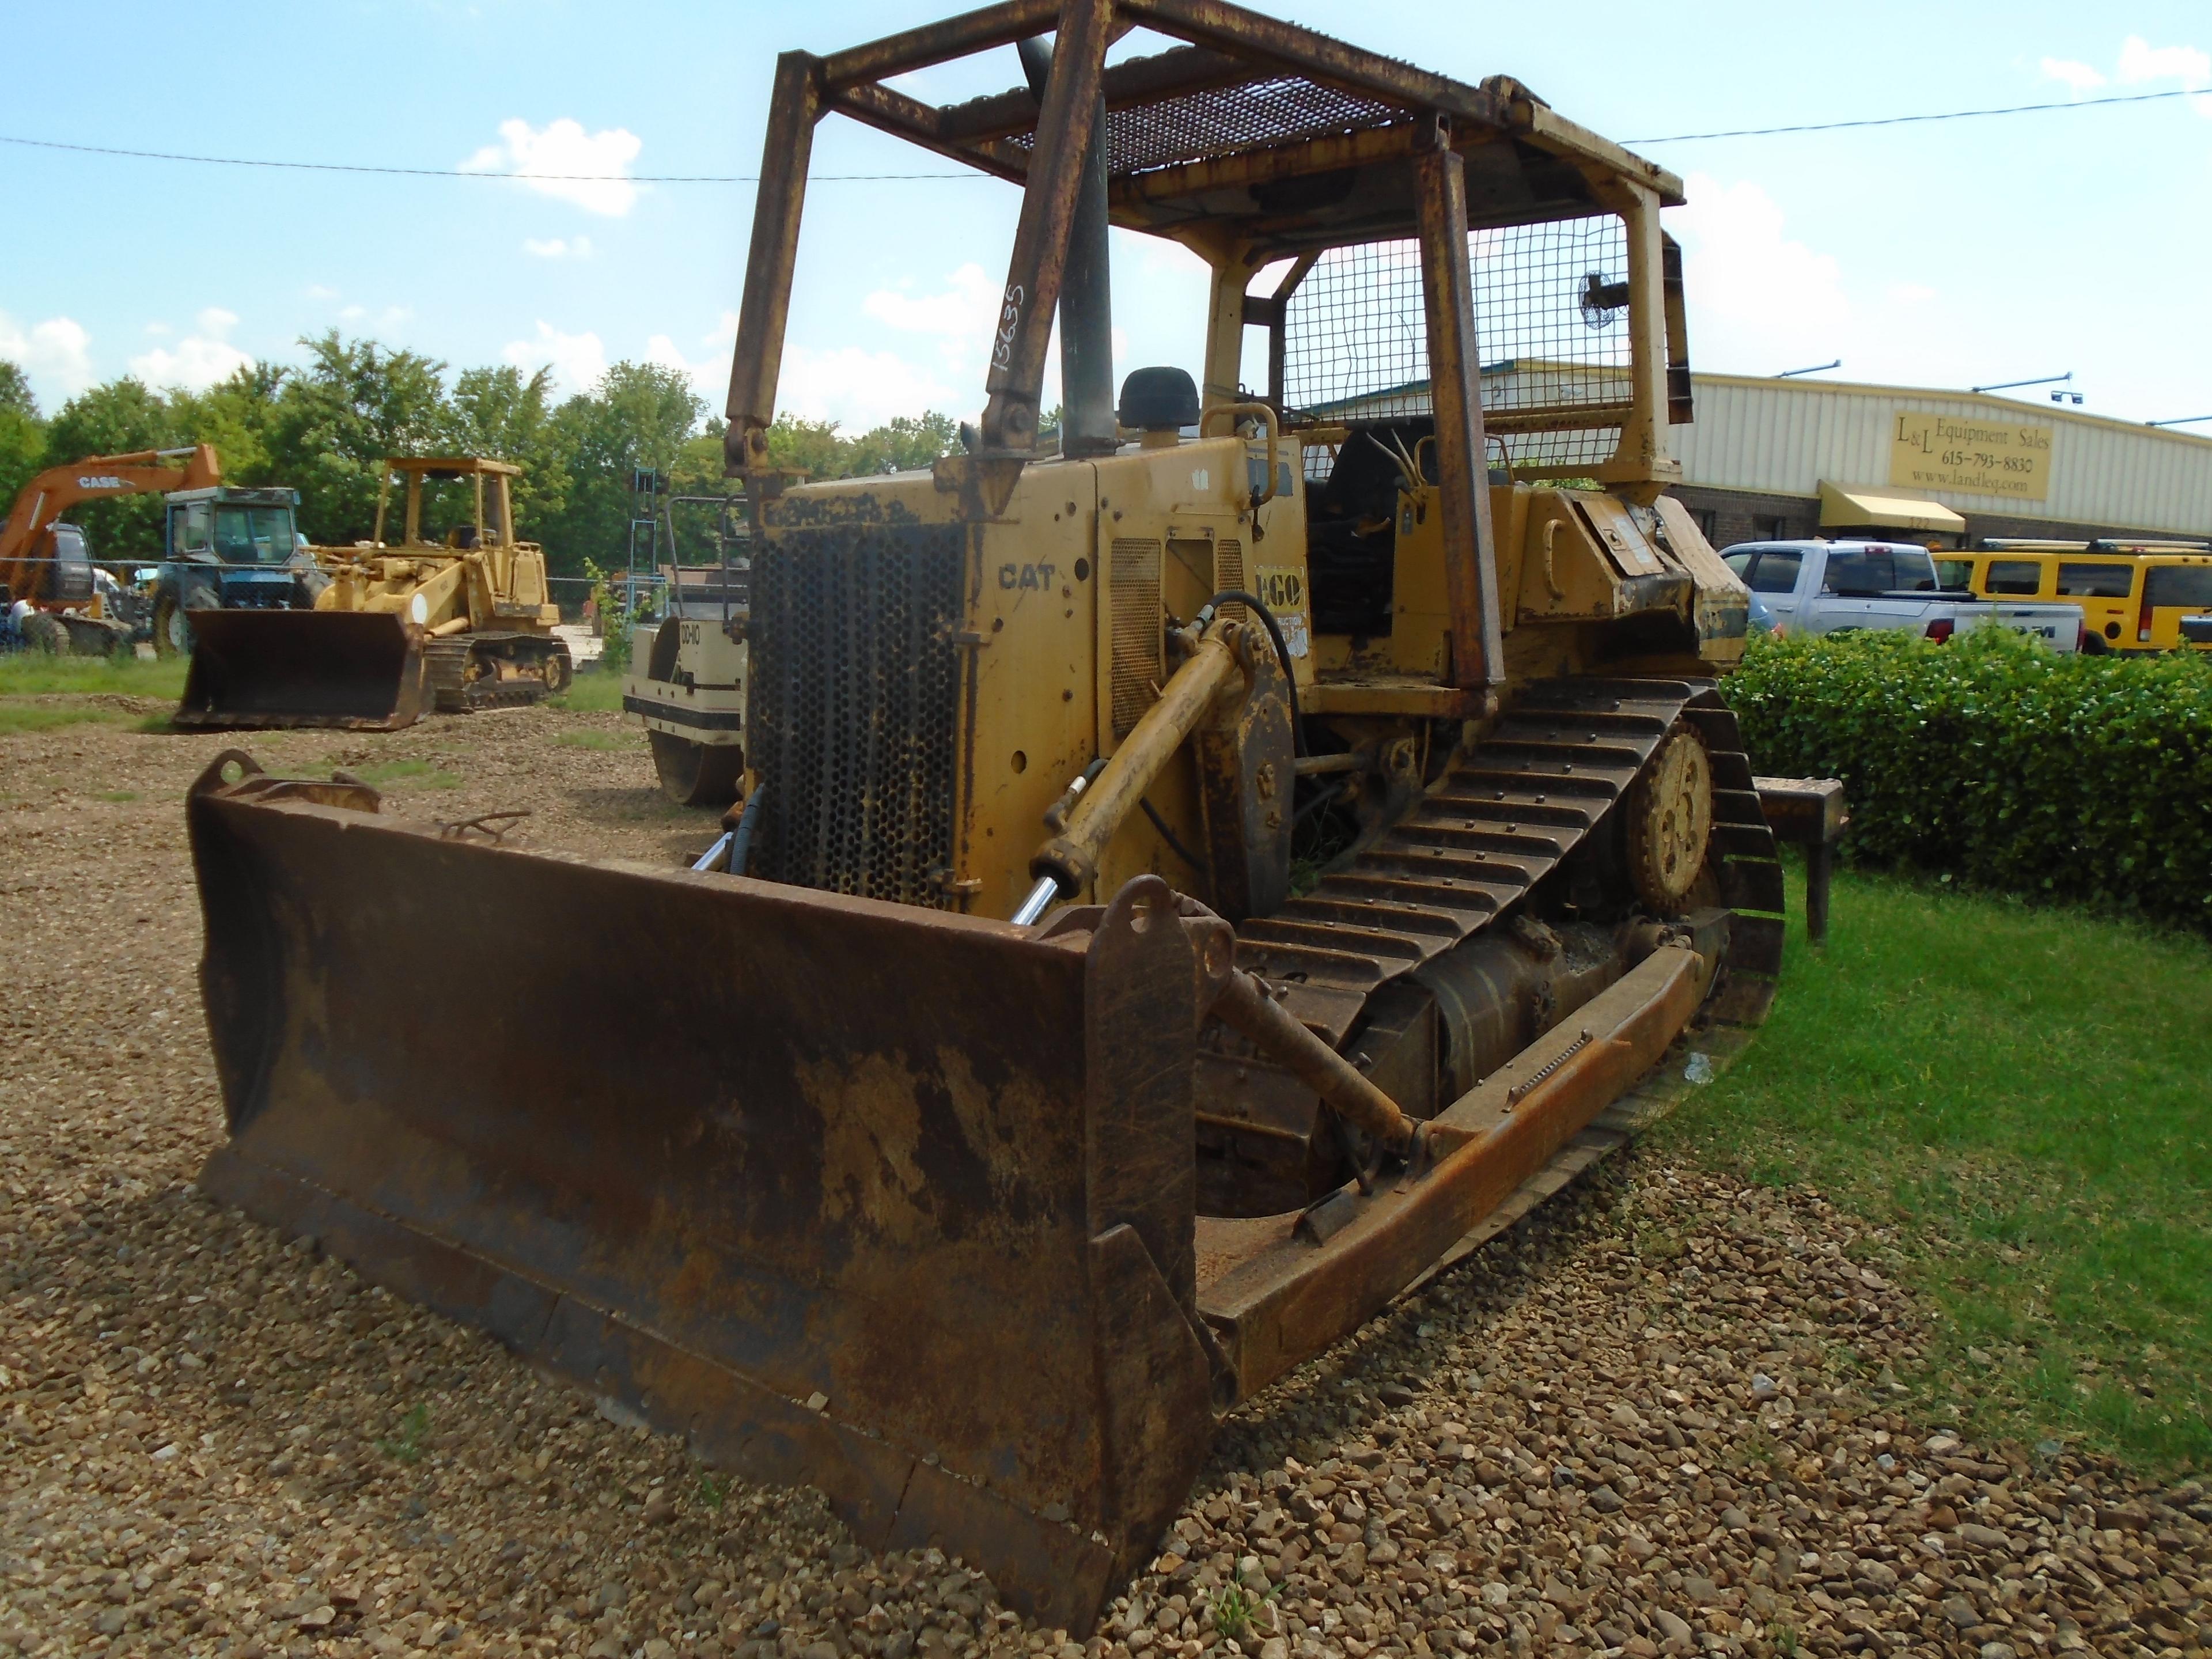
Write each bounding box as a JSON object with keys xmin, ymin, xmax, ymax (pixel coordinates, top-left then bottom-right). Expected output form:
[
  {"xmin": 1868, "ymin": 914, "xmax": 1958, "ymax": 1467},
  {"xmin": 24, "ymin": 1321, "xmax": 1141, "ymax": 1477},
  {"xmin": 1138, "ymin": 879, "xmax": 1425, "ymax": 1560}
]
[{"xmin": 1974, "ymin": 370, "xmax": 2074, "ymax": 397}]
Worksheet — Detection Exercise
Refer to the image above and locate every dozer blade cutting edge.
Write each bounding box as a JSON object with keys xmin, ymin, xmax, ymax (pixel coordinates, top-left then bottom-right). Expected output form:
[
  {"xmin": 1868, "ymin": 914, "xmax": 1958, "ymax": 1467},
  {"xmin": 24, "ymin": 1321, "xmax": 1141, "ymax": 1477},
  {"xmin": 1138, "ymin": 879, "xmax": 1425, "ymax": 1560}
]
[
  {"xmin": 175, "ymin": 609, "xmax": 428, "ymax": 730},
  {"xmin": 187, "ymin": 752, "xmax": 1745, "ymax": 1631}
]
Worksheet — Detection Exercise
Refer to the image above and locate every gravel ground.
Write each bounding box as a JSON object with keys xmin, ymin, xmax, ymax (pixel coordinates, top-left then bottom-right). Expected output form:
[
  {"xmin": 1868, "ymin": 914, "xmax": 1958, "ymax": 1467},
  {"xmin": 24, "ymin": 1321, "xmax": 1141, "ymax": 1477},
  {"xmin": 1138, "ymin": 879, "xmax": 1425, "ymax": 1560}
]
[{"xmin": 2, "ymin": 698, "xmax": 2206, "ymax": 1659}]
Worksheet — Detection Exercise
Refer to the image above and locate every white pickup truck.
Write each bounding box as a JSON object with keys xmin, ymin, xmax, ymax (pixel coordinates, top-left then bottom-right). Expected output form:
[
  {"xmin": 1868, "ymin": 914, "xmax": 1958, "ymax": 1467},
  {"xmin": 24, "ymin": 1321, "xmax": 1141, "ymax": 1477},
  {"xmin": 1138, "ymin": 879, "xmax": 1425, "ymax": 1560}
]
[{"xmin": 1724, "ymin": 539, "xmax": 2082, "ymax": 651}]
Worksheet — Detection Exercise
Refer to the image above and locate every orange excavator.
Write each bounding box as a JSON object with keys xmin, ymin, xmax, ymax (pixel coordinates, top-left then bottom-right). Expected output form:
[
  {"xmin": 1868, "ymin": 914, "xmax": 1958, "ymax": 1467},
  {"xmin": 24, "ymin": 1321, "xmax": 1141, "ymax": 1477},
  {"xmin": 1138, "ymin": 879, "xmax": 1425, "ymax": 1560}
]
[{"xmin": 0, "ymin": 446, "xmax": 222, "ymax": 652}]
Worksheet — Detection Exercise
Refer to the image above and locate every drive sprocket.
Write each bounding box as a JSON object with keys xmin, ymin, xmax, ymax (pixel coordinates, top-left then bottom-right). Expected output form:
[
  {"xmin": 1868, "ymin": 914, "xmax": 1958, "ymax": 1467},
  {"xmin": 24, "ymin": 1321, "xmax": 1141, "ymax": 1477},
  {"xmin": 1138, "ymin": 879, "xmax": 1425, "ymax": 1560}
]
[{"xmin": 1626, "ymin": 724, "xmax": 1714, "ymax": 913}]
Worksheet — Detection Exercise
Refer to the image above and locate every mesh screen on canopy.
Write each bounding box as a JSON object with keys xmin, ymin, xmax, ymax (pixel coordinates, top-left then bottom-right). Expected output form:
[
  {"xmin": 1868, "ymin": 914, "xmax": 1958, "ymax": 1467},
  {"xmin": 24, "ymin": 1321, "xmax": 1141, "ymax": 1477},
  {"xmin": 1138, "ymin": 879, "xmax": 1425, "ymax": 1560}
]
[{"xmin": 1282, "ymin": 215, "xmax": 1633, "ymax": 474}]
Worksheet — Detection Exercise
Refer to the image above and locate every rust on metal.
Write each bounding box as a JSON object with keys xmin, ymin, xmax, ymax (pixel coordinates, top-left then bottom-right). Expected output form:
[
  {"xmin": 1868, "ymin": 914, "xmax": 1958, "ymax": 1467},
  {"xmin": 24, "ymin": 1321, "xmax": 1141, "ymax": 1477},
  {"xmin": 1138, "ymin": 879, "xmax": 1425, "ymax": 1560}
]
[
  {"xmin": 727, "ymin": 52, "xmax": 827, "ymax": 474},
  {"xmin": 1195, "ymin": 941, "xmax": 1713, "ymax": 1400},
  {"xmin": 1412, "ymin": 128, "xmax": 1505, "ymax": 691},
  {"xmin": 978, "ymin": 0, "xmax": 1113, "ymax": 454},
  {"xmin": 1209, "ymin": 965, "xmax": 1415, "ymax": 1154},
  {"xmin": 190, "ymin": 761, "xmax": 1215, "ymax": 1628}
]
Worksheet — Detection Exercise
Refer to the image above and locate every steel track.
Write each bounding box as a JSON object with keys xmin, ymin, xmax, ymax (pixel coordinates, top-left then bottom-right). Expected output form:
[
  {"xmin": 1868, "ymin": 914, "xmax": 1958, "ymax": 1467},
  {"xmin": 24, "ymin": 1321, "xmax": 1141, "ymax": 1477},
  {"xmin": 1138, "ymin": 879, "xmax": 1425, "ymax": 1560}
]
[
  {"xmin": 1237, "ymin": 676, "xmax": 1786, "ymax": 1049},
  {"xmin": 425, "ymin": 637, "xmax": 559, "ymax": 714}
]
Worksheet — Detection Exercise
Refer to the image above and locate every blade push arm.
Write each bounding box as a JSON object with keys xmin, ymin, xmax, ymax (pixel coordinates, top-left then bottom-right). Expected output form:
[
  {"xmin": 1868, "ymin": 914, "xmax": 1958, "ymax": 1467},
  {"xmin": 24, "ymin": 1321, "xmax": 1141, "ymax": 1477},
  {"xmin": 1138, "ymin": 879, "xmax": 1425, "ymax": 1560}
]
[{"xmin": 1016, "ymin": 616, "xmax": 1243, "ymax": 923}]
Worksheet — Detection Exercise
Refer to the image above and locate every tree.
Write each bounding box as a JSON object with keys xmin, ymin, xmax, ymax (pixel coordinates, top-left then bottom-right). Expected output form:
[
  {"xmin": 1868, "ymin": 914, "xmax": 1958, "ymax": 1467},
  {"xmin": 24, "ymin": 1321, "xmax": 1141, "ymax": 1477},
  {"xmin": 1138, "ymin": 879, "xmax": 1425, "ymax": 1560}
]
[
  {"xmin": 450, "ymin": 365, "xmax": 571, "ymax": 539},
  {"xmin": 0, "ymin": 362, "xmax": 45, "ymax": 522},
  {"xmin": 266, "ymin": 332, "xmax": 454, "ymax": 544},
  {"xmin": 169, "ymin": 362, "xmax": 286, "ymax": 485},
  {"xmin": 668, "ymin": 419, "xmax": 734, "ymax": 498},
  {"xmin": 756, "ymin": 410, "xmax": 960, "ymax": 483},
  {"xmin": 541, "ymin": 362, "xmax": 705, "ymax": 578},
  {"xmin": 5, "ymin": 332, "xmax": 962, "ymax": 575},
  {"xmin": 843, "ymin": 412, "xmax": 960, "ymax": 476},
  {"xmin": 762, "ymin": 415, "xmax": 848, "ymax": 480}
]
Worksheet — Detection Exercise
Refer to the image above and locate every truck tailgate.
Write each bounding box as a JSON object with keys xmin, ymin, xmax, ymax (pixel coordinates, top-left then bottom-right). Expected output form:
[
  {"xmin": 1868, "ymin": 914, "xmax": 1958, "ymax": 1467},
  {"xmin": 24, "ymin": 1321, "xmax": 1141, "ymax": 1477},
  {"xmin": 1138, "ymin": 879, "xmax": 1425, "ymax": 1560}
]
[{"xmin": 1962, "ymin": 605, "xmax": 2081, "ymax": 652}]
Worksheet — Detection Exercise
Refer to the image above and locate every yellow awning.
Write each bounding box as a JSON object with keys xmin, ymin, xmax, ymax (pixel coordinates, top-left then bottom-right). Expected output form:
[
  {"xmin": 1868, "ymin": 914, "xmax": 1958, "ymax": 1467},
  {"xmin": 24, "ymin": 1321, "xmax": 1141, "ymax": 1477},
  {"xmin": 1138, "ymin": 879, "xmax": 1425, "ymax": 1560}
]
[{"xmin": 1818, "ymin": 481, "xmax": 1966, "ymax": 534}]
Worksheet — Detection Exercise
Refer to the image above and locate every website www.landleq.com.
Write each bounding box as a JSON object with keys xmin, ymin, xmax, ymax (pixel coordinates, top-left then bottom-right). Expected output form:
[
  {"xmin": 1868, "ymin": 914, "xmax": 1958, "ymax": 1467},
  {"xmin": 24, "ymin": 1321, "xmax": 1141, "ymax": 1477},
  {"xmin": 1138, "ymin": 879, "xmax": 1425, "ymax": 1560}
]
[{"xmin": 1892, "ymin": 411, "xmax": 2051, "ymax": 500}]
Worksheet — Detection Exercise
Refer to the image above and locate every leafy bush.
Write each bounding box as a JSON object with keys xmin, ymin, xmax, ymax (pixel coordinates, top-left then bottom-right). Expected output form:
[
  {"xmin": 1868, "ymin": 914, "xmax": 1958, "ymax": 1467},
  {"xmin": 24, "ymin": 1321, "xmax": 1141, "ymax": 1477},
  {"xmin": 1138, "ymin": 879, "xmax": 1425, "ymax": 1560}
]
[{"xmin": 1722, "ymin": 629, "xmax": 2212, "ymax": 927}]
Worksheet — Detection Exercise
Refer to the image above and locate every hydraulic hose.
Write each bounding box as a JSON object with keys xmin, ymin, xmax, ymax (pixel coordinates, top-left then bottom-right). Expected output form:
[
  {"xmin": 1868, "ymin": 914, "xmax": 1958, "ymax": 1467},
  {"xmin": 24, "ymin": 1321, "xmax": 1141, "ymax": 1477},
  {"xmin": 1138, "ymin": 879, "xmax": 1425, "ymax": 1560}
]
[{"xmin": 1195, "ymin": 590, "xmax": 1303, "ymax": 756}]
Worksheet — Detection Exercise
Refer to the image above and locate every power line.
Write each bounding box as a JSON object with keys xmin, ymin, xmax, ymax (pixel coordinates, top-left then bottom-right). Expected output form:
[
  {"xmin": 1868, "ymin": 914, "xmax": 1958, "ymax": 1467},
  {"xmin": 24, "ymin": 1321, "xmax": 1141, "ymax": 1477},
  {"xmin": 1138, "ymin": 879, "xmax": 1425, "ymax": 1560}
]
[
  {"xmin": 6, "ymin": 80, "xmax": 2209, "ymax": 180},
  {"xmin": 1629, "ymin": 84, "xmax": 2212, "ymax": 143},
  {"xmin": 0, "ymin": 132, "xmax": 967, "ymax": 183}
]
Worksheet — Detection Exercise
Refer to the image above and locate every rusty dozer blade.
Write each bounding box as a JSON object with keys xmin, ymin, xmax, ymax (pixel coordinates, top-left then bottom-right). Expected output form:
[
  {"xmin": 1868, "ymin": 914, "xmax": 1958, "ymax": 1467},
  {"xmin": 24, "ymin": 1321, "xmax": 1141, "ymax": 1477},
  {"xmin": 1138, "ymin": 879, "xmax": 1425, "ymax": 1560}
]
[
  {"xmin": 188, "ymin": 753, "xmax": 1219, "ymax": 1630},
  {"xmin": 175, "ymin": 609, "xmax": 428, "ymax": 730},
  {"xmin": 187, "ymin": 755, "xmax": 1734, "ymax": 1630}
]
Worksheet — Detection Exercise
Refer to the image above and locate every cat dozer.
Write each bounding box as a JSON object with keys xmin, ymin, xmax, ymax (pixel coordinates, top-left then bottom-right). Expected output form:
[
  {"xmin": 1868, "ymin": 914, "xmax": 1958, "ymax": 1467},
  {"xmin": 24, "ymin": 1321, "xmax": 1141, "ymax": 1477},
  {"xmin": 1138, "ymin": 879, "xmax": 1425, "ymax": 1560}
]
[
  {"xmin": 175, "ymin": 457, "xmax": 569, "ymax": 730},
  {"xmin": 190, "ymin": 2, "xmax": 1813, "ymax": 1632}
]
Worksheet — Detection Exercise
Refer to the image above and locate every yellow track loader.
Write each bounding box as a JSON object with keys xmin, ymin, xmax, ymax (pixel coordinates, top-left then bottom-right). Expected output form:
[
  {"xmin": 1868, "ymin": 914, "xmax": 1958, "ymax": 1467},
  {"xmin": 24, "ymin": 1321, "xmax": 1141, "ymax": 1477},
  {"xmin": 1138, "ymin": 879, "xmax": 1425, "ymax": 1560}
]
[
  {"xmin": 187, "ymin": 3, "xmax": 1821, "ymax": 1631},
  {"xmin": 175, "ymin": 457, "xmax": 570, "ymax": 729}
]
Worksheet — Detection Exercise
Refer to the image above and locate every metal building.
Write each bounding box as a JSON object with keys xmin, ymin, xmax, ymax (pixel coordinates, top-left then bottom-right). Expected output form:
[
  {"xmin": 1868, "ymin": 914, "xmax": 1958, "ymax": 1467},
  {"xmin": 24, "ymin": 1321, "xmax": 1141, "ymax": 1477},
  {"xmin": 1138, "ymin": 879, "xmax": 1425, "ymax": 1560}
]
[{"xmin": 1667, "ymin": 373, "xmax": 2212, "ymax": 549}]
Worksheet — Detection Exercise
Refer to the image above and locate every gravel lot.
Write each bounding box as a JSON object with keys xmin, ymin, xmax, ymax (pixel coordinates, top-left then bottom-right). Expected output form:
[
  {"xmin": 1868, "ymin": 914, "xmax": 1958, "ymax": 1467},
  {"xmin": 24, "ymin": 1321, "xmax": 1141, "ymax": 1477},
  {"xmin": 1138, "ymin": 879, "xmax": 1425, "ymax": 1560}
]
[{"xmin": 2, "ymin": 696, "xmax": 2205, "ymax": 1659}]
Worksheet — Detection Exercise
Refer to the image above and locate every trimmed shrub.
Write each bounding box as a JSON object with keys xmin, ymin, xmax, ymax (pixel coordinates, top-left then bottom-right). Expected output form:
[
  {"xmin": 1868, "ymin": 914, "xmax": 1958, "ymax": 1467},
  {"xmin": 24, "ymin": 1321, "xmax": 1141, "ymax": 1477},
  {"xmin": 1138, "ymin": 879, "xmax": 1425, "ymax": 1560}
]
[{"xmin": 1721, "ymin": 628, "xmax": 2212, "ymax": 927}]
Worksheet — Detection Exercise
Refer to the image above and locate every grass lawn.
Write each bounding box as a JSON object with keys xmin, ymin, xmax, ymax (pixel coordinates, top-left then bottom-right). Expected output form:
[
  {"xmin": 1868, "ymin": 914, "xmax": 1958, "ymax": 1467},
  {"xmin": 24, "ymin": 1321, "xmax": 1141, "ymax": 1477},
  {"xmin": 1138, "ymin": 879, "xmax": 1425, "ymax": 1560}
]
[
  {"xmin": 0, "ymin": 651, "xmax": 185, "ymax": 698},
  {"xmin": 550, "ymin": 667, "xmax": 625, "ymax": 714},
  {"xmin": 1666, "ymin": 861, "xmax": 2211, "ymax": 1474},
  {"xmin": 0, "ymin": 652, "xmax": 186, "ymax": 732}
]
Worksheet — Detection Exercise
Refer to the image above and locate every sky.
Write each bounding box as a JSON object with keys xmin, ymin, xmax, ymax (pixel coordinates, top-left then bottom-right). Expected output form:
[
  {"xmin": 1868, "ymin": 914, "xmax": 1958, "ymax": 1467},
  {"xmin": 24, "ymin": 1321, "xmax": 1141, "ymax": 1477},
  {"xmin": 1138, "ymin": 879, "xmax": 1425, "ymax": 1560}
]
[{"xmin": 2, "ymin": 1, "xmax": 2209, "ymax": 435}]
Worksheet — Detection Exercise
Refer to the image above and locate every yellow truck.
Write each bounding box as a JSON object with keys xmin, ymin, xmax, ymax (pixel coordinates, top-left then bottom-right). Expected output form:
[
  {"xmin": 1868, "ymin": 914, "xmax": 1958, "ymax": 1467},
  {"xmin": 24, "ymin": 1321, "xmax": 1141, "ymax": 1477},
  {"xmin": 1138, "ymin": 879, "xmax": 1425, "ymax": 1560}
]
[{"xmin": 1937, "ymin": 539, "xmax": 2212, "ymax": 654}]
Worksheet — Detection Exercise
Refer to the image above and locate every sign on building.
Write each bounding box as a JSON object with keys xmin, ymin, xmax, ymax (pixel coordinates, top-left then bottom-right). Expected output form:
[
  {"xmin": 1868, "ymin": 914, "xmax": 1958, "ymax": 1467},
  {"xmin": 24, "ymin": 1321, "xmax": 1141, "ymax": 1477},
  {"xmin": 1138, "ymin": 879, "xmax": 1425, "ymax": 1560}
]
[{"xmin": 1888, "ymin": 411, "xmax": 2052, "ymax": 501}]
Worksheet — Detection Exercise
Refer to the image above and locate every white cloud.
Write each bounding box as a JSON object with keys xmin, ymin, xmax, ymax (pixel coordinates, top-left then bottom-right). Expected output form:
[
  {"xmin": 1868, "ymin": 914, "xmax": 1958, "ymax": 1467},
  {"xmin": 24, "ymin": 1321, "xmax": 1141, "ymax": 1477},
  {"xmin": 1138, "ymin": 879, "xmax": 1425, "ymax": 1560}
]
[
  {"xmin": 0, "ymin": 311, "xmax": 94, "ymax": 403},
  {"xmin": 1666, "ymin": 176, "xmax": 2027, "ymax": 391},
  {"xmin": 1669, "ymin": 173, "xmax": 1850, "ymax": 373},
  {"xmin": 738, "ymin": 264, "xmax": 1002, "ymax": 429},
  {"xmin": 461, "ymin": 118, "xmax": 642, "ymax": 216},
  {"xmin": 503, "ymin": 321, "xmax": 607, "ymax": 397},
  {"xmin": 522, "ymin": 235, "xmax": 593, "ymax": 259},
  {"xmin": 645, "ymin": 334, "xmax": 713, "ymax": 397},
  {"xmin": 645, "ymin": 312, "xmax": 737, "ymax": 402},
  {"xmin": 776, "ymin": 344, "xmax": 965, "ymax": 429},
  {"xmin": 305, "ymin": 283, "xmax": 339, "ymax": 301},
  {"xmin": 2117, "ymin": 35, "xmax": 2210, "ymax": 85},
  {"xmin": 796, "ymin": 263, "xmax": 1002, "ymax": 423},
  {"xmin": 862, "ymin": 263, "xmax": 999, "ymax": 340},
  {"xmin": 2116, "ymin": 35, "xmax": 2212, "ymax": 115},
  {"xmin": 2040, "ymin": 56, "xmax": 2107, "ymax": 93},
  {"xmin": 129, "ymin": 306, "xmax": 251, "ymax": 393}
]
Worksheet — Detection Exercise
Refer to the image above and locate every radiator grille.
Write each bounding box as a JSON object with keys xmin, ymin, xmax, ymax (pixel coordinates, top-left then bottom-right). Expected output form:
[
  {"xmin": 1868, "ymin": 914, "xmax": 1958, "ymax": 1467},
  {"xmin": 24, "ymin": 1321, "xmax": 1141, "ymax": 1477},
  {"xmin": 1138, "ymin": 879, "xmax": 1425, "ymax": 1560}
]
[
  {"xmin": 749, "ymin": 522, "xmax": 967, "ymax": 907},
  {"xmin": 1216, "ymin": 539, "xmax": 1245, "ymax": 620},
  {"xmin": 1109, "ymin": 537, "xmax": 1164, "ymax": 737}
]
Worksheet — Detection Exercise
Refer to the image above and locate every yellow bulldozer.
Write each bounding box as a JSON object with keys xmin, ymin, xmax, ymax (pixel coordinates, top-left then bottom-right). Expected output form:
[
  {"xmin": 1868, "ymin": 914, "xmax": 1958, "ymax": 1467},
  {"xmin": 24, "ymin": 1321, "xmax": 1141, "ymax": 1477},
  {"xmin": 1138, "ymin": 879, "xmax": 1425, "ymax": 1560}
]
[
  {"xmin": 185, "ymin": 3, "xmax": 1815, "ymax": 1631},
  {"xmin": 175, "ymin": 456, "xmax": 570, "ymax": 729}
]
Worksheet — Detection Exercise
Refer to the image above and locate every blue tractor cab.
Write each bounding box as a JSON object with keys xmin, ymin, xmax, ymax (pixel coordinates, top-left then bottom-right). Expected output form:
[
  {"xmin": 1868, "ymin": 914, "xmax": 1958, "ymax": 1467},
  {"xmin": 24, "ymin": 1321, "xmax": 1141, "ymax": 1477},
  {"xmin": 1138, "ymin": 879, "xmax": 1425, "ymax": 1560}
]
[{"xmin": 151, "ymin": 485, "xmax": 324, "ymax": 658}]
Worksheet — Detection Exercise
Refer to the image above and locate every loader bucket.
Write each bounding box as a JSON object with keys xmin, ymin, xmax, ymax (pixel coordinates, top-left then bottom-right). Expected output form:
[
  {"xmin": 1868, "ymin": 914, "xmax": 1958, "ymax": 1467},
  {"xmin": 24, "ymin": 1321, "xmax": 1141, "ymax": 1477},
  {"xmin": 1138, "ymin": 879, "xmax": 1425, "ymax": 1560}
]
[
  {"xmin": 175, "ymin": 609, "xmax": 428, "ymax": 730},
  {"xmin": 187, "ymin": 754, "xmax": 1219, "ymax": 1630}
]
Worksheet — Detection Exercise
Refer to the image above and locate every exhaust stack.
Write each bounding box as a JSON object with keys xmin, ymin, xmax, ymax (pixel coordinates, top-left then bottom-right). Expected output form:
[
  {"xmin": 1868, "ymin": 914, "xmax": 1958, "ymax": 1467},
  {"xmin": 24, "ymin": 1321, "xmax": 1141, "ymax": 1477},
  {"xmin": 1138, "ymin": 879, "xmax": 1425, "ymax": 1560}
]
[{"xmin": 1018, "ymin": 35, "xmax": 1116, "ymax": 457}]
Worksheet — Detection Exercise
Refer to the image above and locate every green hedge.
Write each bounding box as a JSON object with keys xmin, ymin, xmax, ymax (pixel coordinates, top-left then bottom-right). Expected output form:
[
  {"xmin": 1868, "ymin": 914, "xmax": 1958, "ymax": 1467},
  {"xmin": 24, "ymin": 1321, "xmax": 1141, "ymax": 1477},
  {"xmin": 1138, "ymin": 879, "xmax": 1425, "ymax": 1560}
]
[{"xmin": 1721, "ymin": 629, "xmax": 2212, "ymax": 927}]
